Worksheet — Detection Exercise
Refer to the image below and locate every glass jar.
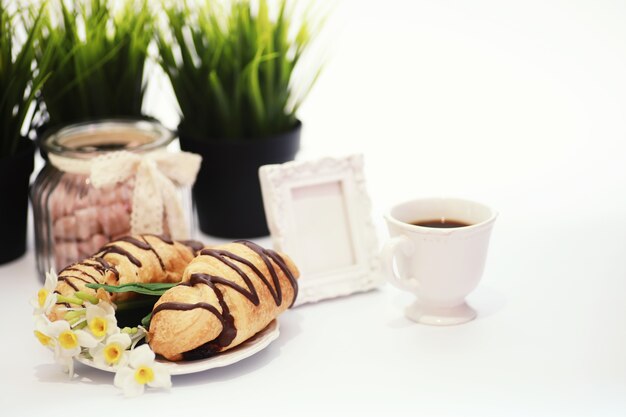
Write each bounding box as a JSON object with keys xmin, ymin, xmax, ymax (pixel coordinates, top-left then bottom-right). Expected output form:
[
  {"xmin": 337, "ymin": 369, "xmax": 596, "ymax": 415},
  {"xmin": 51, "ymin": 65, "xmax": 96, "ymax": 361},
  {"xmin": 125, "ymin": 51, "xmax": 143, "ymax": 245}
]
[{"xmin": 32, "ymin": 119, "xmax": 194, "ymax": 278}]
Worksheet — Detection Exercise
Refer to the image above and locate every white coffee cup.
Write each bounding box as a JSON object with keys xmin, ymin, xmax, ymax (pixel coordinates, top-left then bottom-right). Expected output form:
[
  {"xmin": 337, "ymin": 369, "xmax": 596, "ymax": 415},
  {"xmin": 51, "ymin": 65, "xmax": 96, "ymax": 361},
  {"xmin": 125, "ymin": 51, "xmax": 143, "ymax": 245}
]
[{"xmin": 382, "ymin": 197, "xmax": 497, "ymax": 325}]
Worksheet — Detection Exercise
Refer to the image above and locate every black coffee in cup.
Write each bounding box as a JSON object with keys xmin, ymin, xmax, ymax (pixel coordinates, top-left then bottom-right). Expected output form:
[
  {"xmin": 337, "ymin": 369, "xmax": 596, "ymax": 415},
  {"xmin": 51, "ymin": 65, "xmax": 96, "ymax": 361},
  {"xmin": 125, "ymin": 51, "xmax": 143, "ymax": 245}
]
[{"xmin": 411, "ymin": 218, "xmax": 470, "ymax": 228}]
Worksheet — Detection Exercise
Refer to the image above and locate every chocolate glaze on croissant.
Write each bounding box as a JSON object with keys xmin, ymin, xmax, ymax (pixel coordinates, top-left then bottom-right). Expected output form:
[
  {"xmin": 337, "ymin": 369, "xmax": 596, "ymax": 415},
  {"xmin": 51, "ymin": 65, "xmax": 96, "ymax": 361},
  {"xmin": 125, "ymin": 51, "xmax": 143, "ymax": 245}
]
[
  {"xmin": 49, "ymin": 234, "xmax": 201, "ymax": 321},
  {"xmin": 148, "ymin": 240, "xmax": 299, "ymax": 361}
]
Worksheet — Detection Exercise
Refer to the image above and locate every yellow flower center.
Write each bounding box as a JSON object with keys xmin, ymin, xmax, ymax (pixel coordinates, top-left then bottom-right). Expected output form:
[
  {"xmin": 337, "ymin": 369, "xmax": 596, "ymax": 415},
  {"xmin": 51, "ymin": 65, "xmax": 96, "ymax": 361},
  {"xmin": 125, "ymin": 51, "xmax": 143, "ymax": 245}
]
[
  {"xmin": 37, "ymin": 289, "xmax": 49, "ymax": 308},
  {"xmin": 134, "ymin": 365, "xmax": 155, "ymax": 385},
  {"xmin": 103, "ymin": 343, "xmax": 123, "ymax": 365},
  {"xmin": 58, "ymin": 330, "xmax": 78, "ymax": 350},
  {"xmin": 34, "ymin": 330, "xmax": 52, "ymax": 347},
  {"xmin": 89, "ymin": 317, "xmax": 107, "ymax": 338}
]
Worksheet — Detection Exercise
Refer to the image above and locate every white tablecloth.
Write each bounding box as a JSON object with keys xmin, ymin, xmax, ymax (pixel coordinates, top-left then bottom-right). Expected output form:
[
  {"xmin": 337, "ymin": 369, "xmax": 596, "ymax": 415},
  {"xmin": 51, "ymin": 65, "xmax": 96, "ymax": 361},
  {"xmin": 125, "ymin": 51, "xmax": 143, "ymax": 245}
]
[{"xmin": 2, "ymin": 1, "xmax": 626, "ymax": 415}]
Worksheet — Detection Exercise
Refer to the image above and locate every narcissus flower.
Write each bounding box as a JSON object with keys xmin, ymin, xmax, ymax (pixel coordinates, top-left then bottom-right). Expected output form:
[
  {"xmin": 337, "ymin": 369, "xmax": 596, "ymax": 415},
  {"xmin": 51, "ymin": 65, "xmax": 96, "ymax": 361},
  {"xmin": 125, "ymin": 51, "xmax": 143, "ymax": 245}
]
[
  {"xmin": 83, "ymin": 301, "xmax": 118, "ymax": 341},
  {"xmin": 31, "ymin": 270, "xmax": 58, "ymax": 316},
  {"xmin": 37, "ymin": 318, "xmax": 97, "ymax": 378},
  {"xmin": 113, "ymin": 345, "xmax": 171, "ymax": 397},
  {"xmin": 90, "ymin": 333, "xmax": 132, "ymax": 368},
  {"xmin": 33, "ymin": 317, "xmax": 55, "ymax": 349},
  {"xmin": 47, "ymin": 320, "xmax": 98, "ymax": 358}
]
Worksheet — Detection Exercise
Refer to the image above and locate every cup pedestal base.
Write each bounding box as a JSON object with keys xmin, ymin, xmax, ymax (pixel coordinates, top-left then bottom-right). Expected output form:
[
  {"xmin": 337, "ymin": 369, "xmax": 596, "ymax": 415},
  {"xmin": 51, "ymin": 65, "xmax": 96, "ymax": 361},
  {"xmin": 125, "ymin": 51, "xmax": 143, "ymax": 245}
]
[{"xmin": 405, "ymin": 300, "xmax": 477, "ymax": 326}]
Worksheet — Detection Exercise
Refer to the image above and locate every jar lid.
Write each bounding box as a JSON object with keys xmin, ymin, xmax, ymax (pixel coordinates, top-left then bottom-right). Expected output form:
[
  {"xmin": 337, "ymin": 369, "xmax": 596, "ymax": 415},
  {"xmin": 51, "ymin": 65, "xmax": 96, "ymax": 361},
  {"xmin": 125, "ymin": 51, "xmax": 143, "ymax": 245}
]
[{"xmin": 43, "ymin": 119, "xmax": 174, "ymax": 158}]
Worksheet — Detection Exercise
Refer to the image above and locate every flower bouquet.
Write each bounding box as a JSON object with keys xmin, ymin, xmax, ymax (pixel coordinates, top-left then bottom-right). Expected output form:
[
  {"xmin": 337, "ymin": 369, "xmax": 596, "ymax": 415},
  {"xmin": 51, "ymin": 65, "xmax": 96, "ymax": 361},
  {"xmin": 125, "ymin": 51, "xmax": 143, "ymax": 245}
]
[{"xmin": 32, "ymin": 270, "xmax": 173, "ymax": 397}]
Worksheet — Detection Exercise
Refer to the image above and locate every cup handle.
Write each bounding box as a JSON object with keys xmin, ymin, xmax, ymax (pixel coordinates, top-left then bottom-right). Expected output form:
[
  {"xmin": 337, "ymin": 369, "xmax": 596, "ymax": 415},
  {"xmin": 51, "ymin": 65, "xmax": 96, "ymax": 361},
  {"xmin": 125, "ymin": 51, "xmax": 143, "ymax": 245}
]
[{"xmin": 381, "ymin": 235, "xmax": 419, "ymax": 293}]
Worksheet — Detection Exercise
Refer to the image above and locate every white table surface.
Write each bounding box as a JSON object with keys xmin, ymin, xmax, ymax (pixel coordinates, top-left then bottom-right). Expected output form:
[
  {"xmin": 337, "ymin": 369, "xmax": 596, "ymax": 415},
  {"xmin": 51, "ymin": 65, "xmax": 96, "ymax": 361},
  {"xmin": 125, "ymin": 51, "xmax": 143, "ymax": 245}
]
[{"xmin": 2, "ymin": 0, "xmax": 626, "ymax": 415}]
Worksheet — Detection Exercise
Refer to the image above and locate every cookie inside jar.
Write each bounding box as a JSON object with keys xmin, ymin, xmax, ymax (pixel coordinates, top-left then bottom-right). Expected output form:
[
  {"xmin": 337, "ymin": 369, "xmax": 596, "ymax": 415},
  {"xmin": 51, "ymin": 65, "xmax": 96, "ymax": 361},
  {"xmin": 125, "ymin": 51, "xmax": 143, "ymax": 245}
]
[{"xmin": 32, "ymin": 119, "xmax": 193, "ymax": 277}]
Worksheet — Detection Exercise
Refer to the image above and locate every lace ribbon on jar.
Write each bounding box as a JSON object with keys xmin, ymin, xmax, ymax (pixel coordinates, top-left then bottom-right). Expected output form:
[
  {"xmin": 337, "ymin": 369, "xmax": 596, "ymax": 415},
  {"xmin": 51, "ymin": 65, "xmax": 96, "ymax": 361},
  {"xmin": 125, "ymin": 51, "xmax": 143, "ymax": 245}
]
[{"xmin": 48, "ymin": 150, "xmax": 202, "ymax": 239}]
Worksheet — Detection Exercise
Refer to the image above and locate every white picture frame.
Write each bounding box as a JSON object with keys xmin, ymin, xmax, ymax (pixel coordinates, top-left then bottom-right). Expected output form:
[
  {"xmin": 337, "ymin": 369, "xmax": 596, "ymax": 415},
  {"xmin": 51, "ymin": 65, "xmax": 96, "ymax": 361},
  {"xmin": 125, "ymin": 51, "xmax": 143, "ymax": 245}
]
[{"xmin": 259, "ymin": 154, "xmax": 382, "ymax": 306}]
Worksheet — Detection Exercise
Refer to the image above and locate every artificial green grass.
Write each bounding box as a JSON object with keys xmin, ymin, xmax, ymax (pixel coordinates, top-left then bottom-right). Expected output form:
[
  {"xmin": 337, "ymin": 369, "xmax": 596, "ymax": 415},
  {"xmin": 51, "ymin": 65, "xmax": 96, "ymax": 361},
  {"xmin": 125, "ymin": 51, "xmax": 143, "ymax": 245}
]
[
  {"xmin": 158, "ymin": 0, "xmax": 324, "ymax": 140},
  {"xmin": 37, "ymin": 0, "xmax": 153, "ymax": 128}
]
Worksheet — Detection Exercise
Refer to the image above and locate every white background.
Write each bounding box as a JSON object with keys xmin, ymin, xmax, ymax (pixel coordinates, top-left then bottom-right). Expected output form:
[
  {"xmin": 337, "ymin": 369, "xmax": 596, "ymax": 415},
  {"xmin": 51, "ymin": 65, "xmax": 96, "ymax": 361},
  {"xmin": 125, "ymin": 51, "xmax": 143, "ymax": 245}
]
[{"xmin": 2, "ymin": 0, "xmax": 626, "ymax": 415}]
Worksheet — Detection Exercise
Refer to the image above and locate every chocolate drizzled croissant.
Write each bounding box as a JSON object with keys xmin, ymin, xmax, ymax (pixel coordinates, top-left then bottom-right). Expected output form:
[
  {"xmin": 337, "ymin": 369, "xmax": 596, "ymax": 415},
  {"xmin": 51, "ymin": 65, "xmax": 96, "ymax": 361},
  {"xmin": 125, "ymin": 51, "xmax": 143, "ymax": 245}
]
[
  {"xmin": 148, "ymin": 241, "xmax": 299, "ymax": 361},
  {"xmin": 49, "ymin": 234, "xmax": 201, "ymax": 321}
]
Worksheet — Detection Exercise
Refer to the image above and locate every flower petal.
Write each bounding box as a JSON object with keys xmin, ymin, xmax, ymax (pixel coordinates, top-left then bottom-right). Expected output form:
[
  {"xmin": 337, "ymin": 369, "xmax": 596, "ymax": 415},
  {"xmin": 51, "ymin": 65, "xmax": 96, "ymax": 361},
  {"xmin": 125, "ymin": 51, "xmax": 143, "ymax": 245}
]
[
  {"xmin": 107, "ymin": 333, "xmax": 132, "ymax": 350},
  {"xmin": 47, "ymin": 320, "xmax": 70, "ymax": 338},
  {"xmin": 31, "ymin": 292, "xmax": 56, "ymax": 317},
  {"xmin": 54, "ymin": 343, "xmax": 80, "ymax": 359},
  {"xmin": 148, "ymin": 364, "xmax": 172, "ymax": 389},
  {"xmin": 75, "ymin": 329, "xmax": 99, "ymax": 348},
  {"xmin": 114, "ymin": 366, "xmax": 134, "ymax": 388},
  {"xmin": 84, "ymin": 302, "xmax": 117, "ymax": 336},
  {"xmin": 123, "ymin": 380, "xmax": 146, "ymax": 397},
  {"xmin": 114, "ymin": 367, "xmax": 145, "ymax": 397},
  {"xmin": 42, "ymin": 293, "xmax": 58, "ymax": 315},
  {"xmin": 34, "ymin": 315, "xmax": 51, "ymax": 332},
  {"xmin": 129, "ymin": 344, "xmax": 155, "ymax": 368},
  {"xmin": 114, "ymin": 351, "xmax": 130, "ymax": 368},
  {"xmin": 99, "ymin": 301, "xmax": 115, "ymax": 316},
  {"xmin": 85, "ymin": 304, "xmax": 106, "ymax": 321},
  {"xmin": 44, "ymin": 270, "xmax": 58, "ymax": 291},
  {"xmin": 105, "ymin": 316, "xmax": 118, "ymax": 335},
  {"xmin": 89, "ymin": 345, "xmax": 105, "ymax": 366}
]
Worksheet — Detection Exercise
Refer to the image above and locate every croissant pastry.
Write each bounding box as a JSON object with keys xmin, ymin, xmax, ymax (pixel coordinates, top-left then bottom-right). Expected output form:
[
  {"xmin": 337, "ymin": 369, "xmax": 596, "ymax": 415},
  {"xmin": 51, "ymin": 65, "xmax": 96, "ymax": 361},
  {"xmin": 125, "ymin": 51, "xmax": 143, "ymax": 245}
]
[
  {"xmin": 49, "ymin": 234, "xmax": 202, "ymax": 321},
  {"xmin": 148, "ymin": 240, "xmax": 299, "ymax": 361}
]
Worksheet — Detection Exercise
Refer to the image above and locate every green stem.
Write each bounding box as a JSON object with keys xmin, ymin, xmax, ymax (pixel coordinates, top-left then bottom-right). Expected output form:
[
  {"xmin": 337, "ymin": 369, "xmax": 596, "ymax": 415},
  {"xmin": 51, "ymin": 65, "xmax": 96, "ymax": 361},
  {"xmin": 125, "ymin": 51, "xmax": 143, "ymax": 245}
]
[
  {"xmin": 141, "ymin": 313, "xmax": 152, "ymax": 328},
  {"xmin": 67, "ymin": 316, "xmax": 84, "ymax": 326},
  {"xmin": 57, "ymin": 295, "xmax": 84, "ymax": 306},
  {"xmin": 73, "ymin": 321, "xmax": 87, "ymax": 330},
  {"xmin": 75, "ymin": 291, "xmax": 99, "ymax": 304},
  {"xmin": 63, "ymin": 309, "xmax": 86, "ymax": 322}
]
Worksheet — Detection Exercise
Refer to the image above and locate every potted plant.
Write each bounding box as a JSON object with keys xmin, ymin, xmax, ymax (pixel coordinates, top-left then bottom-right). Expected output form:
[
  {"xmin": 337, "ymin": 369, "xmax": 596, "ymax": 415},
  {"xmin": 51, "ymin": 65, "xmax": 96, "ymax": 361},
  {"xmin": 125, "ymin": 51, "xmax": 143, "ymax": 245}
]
[
  {"xmin": 28, "ymin": 0, "xmax": 192, "ymax": 273},
  {"xmin": 34, "ymin": 0, "xmax": 154, "ymax": 136},
  {"xmin": 0, "ymin": 1, "xmax": 51, "ymax": 264},
  {"xmin": 158, "ymin": 0, "xmax": 324, "ymax": 238}
]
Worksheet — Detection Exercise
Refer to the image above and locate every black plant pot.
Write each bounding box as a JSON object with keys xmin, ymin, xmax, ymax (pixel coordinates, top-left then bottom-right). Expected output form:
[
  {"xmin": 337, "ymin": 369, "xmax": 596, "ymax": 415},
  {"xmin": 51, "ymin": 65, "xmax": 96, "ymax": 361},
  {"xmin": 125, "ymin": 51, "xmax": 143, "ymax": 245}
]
[
  {"xmin": 0, "ymin": 139, "xmax": 35, "ymax": 264},
  {"xmin": 180, "ymin": 122, "xmax": 301, "ymax": 238}
]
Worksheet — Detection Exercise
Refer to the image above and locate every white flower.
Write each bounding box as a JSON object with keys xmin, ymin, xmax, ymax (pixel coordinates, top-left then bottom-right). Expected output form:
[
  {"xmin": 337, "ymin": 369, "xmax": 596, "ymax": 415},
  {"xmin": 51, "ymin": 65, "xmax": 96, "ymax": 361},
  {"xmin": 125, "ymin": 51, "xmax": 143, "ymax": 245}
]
[
  {"xmin": 90, "ymin": 333, "xmax": 131, "ymax": 368},
  {"xmin": 33, "ymin": 316, "xmax": 55, "ymax": 351},
  {"xmin": 36, "ymin": 318, "xmax": 97, "ymax": 378},
  {"xmin": 31, "ymin": 270, "xmax": 58, "ymax": 316},
  {"xmin": 83, "ymin": 301, "xmax": 118, "ymax": 341},
  {"xmin": 47, "ymin": 320, "xmax": 98, "ymax": 359},
  {"xmin": 33, "ymin": 318, "xmax": 74, "ymax": 376},
  {"xmin": 114, "ymin": 345, "xmax": 171, "ymax": 397}
]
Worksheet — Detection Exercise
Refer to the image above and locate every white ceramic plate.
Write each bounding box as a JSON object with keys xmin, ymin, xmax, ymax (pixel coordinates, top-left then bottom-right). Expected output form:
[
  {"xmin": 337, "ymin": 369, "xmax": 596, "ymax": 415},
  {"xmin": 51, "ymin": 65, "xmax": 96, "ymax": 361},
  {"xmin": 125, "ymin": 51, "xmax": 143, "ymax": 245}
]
[{"xmin": 76, "ymin": 320, "xmax": 280, "ymax": 376}]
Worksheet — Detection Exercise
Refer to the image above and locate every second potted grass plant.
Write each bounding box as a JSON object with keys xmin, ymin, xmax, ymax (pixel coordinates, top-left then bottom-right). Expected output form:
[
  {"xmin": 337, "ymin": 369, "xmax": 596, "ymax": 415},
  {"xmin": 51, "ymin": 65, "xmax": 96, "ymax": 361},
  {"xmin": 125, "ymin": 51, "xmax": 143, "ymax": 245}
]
[{"xmin": 159, "ymin": 0, "xmax": 323, "ymax": 238}]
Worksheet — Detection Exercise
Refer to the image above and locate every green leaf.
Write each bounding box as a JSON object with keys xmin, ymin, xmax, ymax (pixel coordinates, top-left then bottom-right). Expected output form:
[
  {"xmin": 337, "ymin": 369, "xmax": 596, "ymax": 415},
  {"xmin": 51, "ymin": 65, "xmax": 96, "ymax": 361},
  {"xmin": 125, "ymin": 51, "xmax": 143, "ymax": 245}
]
[
  {"xmin": 0, "ymin": 1, "xmax": 51, "ymax": 157},
  {"xmin": 246, "ymin": 50, "xmax": 266, "ymax": 129},
  {"xmin": 158, "ymin": 0, "xmax": 325, "ymax": 140},
  {"xmin": 35, "ymin": 0, "xmax": 154, "ymax": 127},
  {"xmin": 141, "ymin": 313, "xmax": 152, "ymax": 328},
  {"xmin": 209, "ymin": 70, "xmax": 231, "ymax": 123},
  {"xmin": 85, "ymin": 282, "xmax": 179, "ymax": 296}
]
